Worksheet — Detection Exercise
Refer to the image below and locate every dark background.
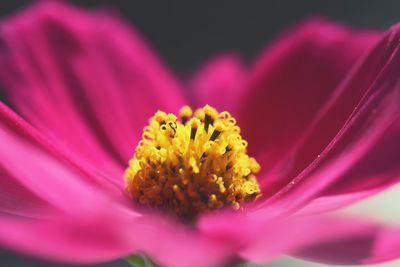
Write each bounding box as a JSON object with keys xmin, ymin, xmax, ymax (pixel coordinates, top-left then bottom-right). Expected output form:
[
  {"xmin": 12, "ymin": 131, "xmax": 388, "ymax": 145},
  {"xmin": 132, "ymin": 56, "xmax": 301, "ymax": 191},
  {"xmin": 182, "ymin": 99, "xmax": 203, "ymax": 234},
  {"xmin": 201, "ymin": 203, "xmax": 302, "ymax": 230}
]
[{"xmin": 0, "ymin": 0, "xmax": 399, "ymax": 266}]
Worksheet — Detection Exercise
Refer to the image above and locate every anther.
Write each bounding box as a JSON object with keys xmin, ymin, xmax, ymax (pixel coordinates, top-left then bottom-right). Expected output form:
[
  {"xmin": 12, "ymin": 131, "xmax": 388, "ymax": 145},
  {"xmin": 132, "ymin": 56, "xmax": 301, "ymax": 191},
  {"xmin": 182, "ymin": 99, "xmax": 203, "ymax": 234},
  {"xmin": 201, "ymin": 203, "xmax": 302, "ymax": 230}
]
[
  {"xmin": 179, "ymin": 105, "xmax": 193, "ymax": 125},
  {"xmin": 209, "ymin": 123, "xmax": 223, "ymax": 141},
  {"xmin": 203, "ymin": 105, "xmax": 218, "ymax": 133},
  {"xmin": 190, "ymin": 127, "xmax": 197, "ymax": 140},
  {"xmin": 166, "ymin": 113, "xmax": 177, "ymax": 122},
  {"xmin": 209, "ymin": 130, "xmax": 220, "ymax": 141},
  {"xmin": 154, "ymin": 111, "xmax": 167, "ymax": 125},
  {"xmin": 204, "ymin": 115, "xmax": 212, "ymax": 133},
  {"xmin": 168, "ymin": 121, "xmax": 177, "ymax": 136},
  {"xmin": 195, "ymin": 109, "xmax": 205, "ymax": 121},
  {"xmin": 190, "ymin": 118, "xmax": 200, "ymax": 140}
]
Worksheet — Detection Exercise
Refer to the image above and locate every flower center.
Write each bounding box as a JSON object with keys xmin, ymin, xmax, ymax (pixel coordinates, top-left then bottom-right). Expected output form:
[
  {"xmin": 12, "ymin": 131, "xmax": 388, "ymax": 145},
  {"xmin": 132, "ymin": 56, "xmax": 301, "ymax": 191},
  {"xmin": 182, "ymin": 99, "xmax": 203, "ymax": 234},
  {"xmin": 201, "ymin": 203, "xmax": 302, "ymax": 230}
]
[{"xmin": 124, "ymin": 105, "xmax": 261, "ymax": 219}]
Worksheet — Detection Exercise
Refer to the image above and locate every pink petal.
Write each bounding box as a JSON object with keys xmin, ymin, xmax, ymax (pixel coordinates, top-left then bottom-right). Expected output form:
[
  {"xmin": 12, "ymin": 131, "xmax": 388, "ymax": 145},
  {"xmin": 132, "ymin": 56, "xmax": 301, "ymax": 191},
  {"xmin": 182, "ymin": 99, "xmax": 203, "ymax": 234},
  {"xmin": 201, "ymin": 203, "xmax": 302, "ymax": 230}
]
[
  {"xmin": 190, "ymin": 52, "xmax": 246, "ymax": 110},
  {"xmin": 231, "ymin": 18, "xmax": 380, "ymax": 195},
  {"xmin": 371, "ymin": 227, "xmax": 400, "ymax": 263},
  {"xmin": 265, "ymin": 22, "xmax": 400, "ymax": 212},
  {"xmin": 0, "ymin": 101, "xmax": 149, "ymax": 262},
  {"xmin": 0, "ymin": 102, "xmax": 124, "ymax": 215},
  {"xmin": 295, "ymin": 224, "xmax": 400, "ymax": 264},
  {"xmin": 0, "ymin": 167, "xmax": 54, "ymax": 218},
  {"xmin": 0, "ymin": 103, "xmax": 229, "ymax": 266},
  {"xmin": 0, "ymin": 213, "xmax": 137, "ymax": 263},
  {"xmin": 199, "ymin": 210, "xmax": 382, "ymax": 264},
  {"xmin": 129, "ymin": 215, "xmax": 232, "ymax": 267},
  {"xmin": 296, "ymin": 188, "xmax": 385, "ymax": 215},
  {"xmin": 0, "ymin": 210, "xmax": 230, "ymax": 267},
  {"xmin": 241, "ymin": 217, "xmax": 380, "ymax": 264},
  {"xmin": 200, "ymin": 21, "xmax": 400, "ymax": 265},
  {"xmin": 0, "ymin": 1, "xmax": 187, "ymax": 184}
]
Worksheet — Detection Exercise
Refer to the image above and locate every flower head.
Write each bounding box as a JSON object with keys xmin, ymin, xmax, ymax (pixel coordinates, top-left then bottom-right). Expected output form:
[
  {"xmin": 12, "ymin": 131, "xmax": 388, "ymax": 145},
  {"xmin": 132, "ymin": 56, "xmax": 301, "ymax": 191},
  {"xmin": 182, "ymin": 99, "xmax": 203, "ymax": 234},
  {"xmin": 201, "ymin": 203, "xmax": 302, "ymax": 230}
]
[
  {"xmin": 124, "ymin": 105, "xmax": 261, "ymax": 219},
  {"xmin": 0, "ymin": 2, "xmax": 400, "ymax": 267}
]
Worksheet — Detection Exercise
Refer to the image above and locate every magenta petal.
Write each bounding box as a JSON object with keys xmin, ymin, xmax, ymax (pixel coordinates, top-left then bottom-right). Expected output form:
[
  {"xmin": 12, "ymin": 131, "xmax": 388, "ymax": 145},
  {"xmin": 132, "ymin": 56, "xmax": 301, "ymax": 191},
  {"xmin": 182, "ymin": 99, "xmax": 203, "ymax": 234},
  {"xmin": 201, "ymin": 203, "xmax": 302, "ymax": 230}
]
[
  {"xmin": 371, "ymin": 227, "xmax": 400, "ymax": 263},
  {"xmin": 200, "ymin": 22, "xmax": 400, "ymax": 264},
  {"xmin": 266, "ymin": 22, "xmax": 400, "ymax": 212},
  {"xmin": 199, "ymin": 210, "xmax": 380, "ymax": 264},
  {"xmin": 231, "ymin": 18, "xmax": 380, "ymax": 195},
  {"xmin": 0, "ymin": 102, "xmax": 125, "ymax": 214},
  {"xmin": 295, "ymin": 224, "xmax": 400, "ymax": 264},
  {"xmin": 0, "ymin": 100, "xmax": 140, "ymax": 263},
  {"xmin": 0, "ymin": 167, "xmax": 55, "ymax": 218},
  {"xmin": 0, "ymin": 211, "xmax": 229, "ymax": 267},
  {"xmin": 0, "ymin": 104, "xmax": 228, "ymax": 266},
  {"xmin": 241, "ymin": 217, "xmax": 379, "ymax": 264},
  {"xmin": 130, "ymin": 215, "xmax": 231, "ymax": 267},
  {"xmin": 0, "ymin": 214, "xmax": 136, "ymax": 263},
  {"xmin": 0, "ymin": 106, "xmax": 227, "ymax": 266},
  {"xmin": 296, "ymin": 188, "xmax": 385, "ymax": 215},
  {"xmin": 190, "ymin": 52, "xmax": 245, "ymax": 111},
  {"xmin": 0, "ymin": 2, "xmax": 187, "ymax": 181}
]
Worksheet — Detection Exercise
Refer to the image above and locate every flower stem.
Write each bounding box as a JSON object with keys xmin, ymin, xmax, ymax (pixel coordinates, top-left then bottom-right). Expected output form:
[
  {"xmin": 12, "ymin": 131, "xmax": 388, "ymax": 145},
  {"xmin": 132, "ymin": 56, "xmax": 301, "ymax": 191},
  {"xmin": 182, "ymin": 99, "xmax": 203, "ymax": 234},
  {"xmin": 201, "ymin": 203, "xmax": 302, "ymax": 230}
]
[{"xmin": 125, "ymin": 254, "xmax": 155, "ymax": 267}]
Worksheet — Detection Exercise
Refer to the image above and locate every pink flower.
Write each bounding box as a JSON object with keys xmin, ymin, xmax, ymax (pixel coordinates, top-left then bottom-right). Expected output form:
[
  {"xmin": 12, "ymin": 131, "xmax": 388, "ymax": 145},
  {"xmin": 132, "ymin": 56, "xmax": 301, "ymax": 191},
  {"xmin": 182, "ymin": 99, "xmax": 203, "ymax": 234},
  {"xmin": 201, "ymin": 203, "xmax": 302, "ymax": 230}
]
[{"xmin": 0, "ymin": 2, "xmax": 399, "ymax": 267}]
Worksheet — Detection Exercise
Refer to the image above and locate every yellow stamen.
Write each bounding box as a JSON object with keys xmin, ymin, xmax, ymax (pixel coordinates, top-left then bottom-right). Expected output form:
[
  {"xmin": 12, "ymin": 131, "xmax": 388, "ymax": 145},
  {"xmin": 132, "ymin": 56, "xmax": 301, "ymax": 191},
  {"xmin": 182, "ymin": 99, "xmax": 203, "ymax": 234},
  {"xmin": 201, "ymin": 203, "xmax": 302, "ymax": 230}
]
[
  {"xmin": 124, "ymin": 105, "xmax": 261, "ymax": 219},
  {"xmin": 179, "ymin": 105, "xmax": 193, "ymax": 125}
]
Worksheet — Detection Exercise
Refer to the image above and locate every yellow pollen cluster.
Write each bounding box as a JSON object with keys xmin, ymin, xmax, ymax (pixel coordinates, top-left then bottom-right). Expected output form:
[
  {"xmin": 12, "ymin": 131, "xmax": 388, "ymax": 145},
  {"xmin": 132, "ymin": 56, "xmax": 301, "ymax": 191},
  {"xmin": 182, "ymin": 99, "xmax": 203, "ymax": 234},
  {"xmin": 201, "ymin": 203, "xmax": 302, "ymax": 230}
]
[{"xmin": 124, "ymin": 105, "xmax": 261, "ymax": 219}]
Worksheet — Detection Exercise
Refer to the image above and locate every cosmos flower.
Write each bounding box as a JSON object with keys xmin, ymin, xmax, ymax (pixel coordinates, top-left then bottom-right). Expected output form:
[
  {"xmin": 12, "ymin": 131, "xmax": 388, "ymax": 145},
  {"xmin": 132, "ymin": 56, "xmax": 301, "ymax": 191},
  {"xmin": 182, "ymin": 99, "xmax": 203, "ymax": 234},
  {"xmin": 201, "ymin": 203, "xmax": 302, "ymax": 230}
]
[{"xmin": 0, "ymin": 2, "xmax": 400, "ymax": 267}]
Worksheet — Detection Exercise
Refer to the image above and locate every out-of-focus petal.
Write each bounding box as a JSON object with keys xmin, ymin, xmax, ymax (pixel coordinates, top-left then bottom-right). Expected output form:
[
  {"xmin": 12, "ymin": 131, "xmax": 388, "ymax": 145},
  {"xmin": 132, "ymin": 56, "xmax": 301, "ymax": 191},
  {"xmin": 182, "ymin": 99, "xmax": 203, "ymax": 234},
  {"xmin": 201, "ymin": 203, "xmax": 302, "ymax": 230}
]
[
  {"xmin": 296, "ymin": 188, "xmax": 384, "ymax": 215},
  {"xmin": 295, "ymin": 224, "xmax": 400, "ymax": 264},
  {"xmin": 0, "ymin": 167, "xmax": 55, "ymax": 218},
  {"xmin": 130, "ymin": 215, "xmax": 232, "ymax": 267},
  {"xmin": 293, "ymin": 186, "xmax": 400, "ymax": 264},
  {"xmin": 0, "ymin": 102, "xmax": 125, "ymax": 215},
  {"xmin": 266, "ymin": 22, "xmax": 400, "ymax": 212},
  {"xmin": 0, "ymin": 2, "xmax": 187, "ymax": 184},
  {"xmin": 190, "ymin": 52, "xmax": 245, "ymax": 111},
  {"xmin": 241, "ymin": 217, "xmax": 380, "ymax": 264},
  {"xmin": 199, "ymin": 210, "xmax": 382, "ymax": 264},
  {"xmin": 0, "ymin": 210, "xmax": 230, "ymax": 267},
  {"xmin": 0, "ymin": 213, "xmax": 137, "ymax": 263},
  {"xmin": 371, "ymin": 227, "xmax": 400, "ymax": 263},
  {"xmin": 230, "ymin": 18, "xmax": 380, "ymax": 195},
  {"xmin": 200, "ymin": 20, "xmax": 400, "ymax": 266}
]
